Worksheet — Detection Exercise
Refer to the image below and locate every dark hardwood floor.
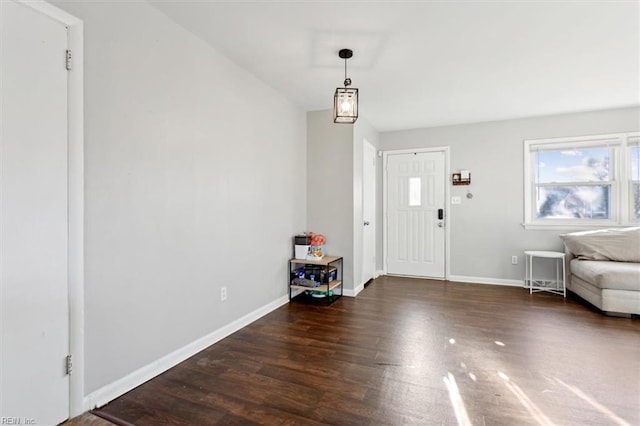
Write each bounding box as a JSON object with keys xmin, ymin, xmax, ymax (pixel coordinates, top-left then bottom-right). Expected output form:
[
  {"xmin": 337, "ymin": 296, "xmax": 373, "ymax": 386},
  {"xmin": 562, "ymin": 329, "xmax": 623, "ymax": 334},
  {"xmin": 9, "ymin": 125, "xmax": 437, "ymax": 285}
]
[{"xmin": 88, "ymin": 276, "xmax": 639, "ymax": 425}]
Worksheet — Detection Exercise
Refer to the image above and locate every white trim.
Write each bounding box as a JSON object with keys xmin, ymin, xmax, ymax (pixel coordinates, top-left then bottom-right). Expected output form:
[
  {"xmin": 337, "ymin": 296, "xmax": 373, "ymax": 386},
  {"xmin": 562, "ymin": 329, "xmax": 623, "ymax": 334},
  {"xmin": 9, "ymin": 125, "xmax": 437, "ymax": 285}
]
[
  {"xmin": 66, "ymin": 17, "xmax": 84, "ymax": 421},
  {"xmin": 18, "ymin": 0, "xmax": 85, "ymax": 418},
  {"xmin": 386, "ymin": 273, "xmax": 445, "ymax": 280},
  {"xmin": 375, "ymin": 269, "xmax": 384, "ymax": 279},
  {"xmin": 382, "ymin": 147, "xmax": 451, "ymax": 280},
  {"xmin": 522, "ymin": 222, "xmax": 632, "ymax": 231},
  {"xmin": 448, "ymin": 275, "xmax": 523, "ymax": 287},
  {"xmin": 344, "ymin": 283, "xmax": 365, "ymax": 297},
  {"xmin": 382, "ymin": 152, "xmax": 387, "ymax": 274},
  {"xmin": 361, "ymin": 138, "xmax": 377, "ymax": 287},
  {"xmin": 19, "ymin": 0, "xmax": 79, "ymax": 24},
  {"xmin": 444, "ymin": 150, "xmax": 451, "ymax": 280},
  {"xmin": 524, "ymin": 132, "xmax": 631, "ymax": 147},
  {"xmin": 84, "ymin": 295, "xmax": 289, "ymax": 411}
]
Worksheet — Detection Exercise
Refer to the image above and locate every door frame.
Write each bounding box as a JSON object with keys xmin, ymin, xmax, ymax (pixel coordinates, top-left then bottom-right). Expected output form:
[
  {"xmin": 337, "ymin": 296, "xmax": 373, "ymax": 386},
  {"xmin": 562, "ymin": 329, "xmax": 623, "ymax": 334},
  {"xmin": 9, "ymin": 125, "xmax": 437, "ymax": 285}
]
[
  {"xmin": 361, "ymin": 138, "xmax": 376, "ymax": 285},
  {"xmin": 382, "ymin": 147, "xmax": 450, "ymax": 279},
  {"xmin": 17, "ymin": 0, "xmax": 85, "ymax": 418}
]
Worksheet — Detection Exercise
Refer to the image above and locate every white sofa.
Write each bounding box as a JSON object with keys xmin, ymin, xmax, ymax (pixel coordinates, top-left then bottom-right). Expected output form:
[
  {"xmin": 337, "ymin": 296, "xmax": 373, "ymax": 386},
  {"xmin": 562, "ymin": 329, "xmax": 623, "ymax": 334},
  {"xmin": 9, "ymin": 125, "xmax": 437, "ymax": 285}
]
[{"xmin": 561, "ymin": 227, "xmax": 640, "ymax": 316}]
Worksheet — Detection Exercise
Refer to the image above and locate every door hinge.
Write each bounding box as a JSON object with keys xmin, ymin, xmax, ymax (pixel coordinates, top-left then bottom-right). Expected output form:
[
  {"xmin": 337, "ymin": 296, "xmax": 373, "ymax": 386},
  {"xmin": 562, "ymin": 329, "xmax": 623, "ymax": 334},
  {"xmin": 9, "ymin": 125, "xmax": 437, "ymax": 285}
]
[
  {"xmin": 65, "ymin": 49, "xmax": 72, "ymax": 71},
  {"xmin": 65, "ymin": 354, "xmax": 73, "ymax": 375}
]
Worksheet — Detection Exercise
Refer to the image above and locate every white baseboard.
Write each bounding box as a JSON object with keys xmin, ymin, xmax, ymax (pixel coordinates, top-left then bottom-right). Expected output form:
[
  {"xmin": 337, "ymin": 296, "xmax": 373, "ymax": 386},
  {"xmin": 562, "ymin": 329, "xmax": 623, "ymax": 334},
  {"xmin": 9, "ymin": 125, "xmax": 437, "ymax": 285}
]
[
  {"xmin": 84, "ymin": 295, "xmax": 289, "ymax": 411},
  {"xmin": 448, "ymin": 275, "xmax": 523, "ymax": 287},
  {"xmin": 343, "ymin": 283, "xmax": 365, "ymax": 297},
  {"xmin": 375, "ymin": 270, "xmax": 384, "ymax": 279}
]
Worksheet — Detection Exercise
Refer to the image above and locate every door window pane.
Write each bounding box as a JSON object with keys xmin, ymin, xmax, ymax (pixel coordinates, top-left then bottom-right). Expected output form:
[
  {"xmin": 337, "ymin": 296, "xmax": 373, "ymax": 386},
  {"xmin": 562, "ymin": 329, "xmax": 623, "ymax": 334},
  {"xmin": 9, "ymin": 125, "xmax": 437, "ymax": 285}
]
[{"xmin": 408, "ymin": 177, "xmax": 421, "ymax": 206}]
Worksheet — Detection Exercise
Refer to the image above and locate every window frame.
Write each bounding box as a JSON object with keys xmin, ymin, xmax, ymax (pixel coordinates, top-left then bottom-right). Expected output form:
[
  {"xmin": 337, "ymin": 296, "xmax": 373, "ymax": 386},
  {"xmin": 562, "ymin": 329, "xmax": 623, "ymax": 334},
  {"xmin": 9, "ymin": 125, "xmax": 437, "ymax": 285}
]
[{"xmin": 523, "ymin": 132, "xmax": 639, "ymax": 230}]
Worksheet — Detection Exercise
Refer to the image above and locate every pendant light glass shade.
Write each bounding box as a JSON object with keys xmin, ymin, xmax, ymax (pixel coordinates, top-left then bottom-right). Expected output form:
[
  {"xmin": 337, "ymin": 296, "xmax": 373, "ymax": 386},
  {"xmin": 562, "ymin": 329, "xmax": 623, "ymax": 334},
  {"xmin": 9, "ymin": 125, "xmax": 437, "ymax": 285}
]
[
  {"xmin": 333, "ymin": 48, "xmax": 358, "ymax": 124},
  {"xmin": 333, "ymin": 87, "xmax": 358, "ymax": 123}
]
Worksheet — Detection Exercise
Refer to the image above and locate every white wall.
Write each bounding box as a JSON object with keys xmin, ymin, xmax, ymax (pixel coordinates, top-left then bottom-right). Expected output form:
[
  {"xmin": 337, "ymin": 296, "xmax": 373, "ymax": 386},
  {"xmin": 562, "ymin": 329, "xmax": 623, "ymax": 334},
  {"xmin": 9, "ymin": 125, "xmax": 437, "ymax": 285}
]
[
  {"xmin": 306, "ymin": 110, "xmax": 382, "ymax": 294},
  {"xmin": 53, "ymin": 0, "xmax": 306, "ymax": 396},
  {"xmin": 380, "ymin": 107, "xmax": 640, "ymax": 283},
  {"xmin": 306, "ymin": 110, "xmax": 355, "ymax": 291}
]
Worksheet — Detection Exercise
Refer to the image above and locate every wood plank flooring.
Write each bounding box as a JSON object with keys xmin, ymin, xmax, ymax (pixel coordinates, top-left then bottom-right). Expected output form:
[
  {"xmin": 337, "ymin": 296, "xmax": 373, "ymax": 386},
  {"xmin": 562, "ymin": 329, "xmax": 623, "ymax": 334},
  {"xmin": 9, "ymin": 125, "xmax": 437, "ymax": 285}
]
[
  {"xmin": 86, "ymin": 276, "xmax": 640, "ymax": 425},
  {"xmin": 63, "ymin": 413, "xmax": 114, "ymax": 426}
]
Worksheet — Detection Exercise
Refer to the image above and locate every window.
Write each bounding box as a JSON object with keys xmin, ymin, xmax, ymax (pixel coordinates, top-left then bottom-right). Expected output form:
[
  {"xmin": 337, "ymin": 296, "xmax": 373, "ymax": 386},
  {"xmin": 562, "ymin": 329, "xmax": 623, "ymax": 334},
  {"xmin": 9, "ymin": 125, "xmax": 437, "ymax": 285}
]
[
  {"xmin": 524, "ymin": 132, "xmax": 639, "ymax": 228},
  {"xmin": 630, "ymin": 137, "xmax": 640, "ymax": 221}
]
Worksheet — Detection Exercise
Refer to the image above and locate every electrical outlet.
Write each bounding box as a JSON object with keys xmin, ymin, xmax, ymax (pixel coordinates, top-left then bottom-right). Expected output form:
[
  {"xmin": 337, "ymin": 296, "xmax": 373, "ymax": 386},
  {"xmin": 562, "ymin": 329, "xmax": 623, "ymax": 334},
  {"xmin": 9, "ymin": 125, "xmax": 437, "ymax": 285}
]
[
  {"xmin": 511, "ymin": 256, "xmax": 518, "ymax": 265},
  {"xmin": 220, "ymin": 287, "xmax": 227, "ymax": 301}
]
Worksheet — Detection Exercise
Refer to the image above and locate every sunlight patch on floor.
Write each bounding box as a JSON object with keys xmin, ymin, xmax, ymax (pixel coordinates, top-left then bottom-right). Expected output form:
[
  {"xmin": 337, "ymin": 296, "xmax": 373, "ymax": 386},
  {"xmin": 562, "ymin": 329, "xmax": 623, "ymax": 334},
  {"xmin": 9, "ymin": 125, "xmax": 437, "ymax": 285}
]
[
  {"xmin": 554, "ymin": 378, "xmax": 631, "ymax": 426},
  {"xmin": 498, "ymin": 371, "xmax": 554, "ymax": 426},
  {"xmin": 443, "ymin": 372, "xmax": 472, "ymax": 426}
]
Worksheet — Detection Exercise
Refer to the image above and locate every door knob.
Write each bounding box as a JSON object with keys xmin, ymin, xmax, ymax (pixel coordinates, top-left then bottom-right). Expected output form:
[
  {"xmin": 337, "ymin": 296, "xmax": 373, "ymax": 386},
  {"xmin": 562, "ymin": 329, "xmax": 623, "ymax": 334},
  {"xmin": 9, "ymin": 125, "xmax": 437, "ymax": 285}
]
[{"xmin": 364, "ymin": 221, "xmax": 370, "ymax": 226}]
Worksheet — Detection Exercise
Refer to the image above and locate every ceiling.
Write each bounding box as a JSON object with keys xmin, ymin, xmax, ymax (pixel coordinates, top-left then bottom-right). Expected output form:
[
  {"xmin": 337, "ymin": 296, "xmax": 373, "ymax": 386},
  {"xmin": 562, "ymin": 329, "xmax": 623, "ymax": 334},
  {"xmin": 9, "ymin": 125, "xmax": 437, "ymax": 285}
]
[{"xmin": 148, "ymin": 0, "xmax": 640, "ymax": 132}]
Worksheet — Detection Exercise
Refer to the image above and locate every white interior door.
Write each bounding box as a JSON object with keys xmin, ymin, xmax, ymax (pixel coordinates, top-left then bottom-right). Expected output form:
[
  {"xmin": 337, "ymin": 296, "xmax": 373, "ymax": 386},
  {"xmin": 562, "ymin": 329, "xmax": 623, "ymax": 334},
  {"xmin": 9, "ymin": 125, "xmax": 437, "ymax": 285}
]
[
  {"xmin": 362, "ymin": 140, "xmax": 376, "ymax": 284},
  {"xmin": 1, "ymin": 1, "xmax": 70, "ymax": 423},
  {"xmin": 386, "ymin": 151, "xmax": 446, "ymax": 278}
]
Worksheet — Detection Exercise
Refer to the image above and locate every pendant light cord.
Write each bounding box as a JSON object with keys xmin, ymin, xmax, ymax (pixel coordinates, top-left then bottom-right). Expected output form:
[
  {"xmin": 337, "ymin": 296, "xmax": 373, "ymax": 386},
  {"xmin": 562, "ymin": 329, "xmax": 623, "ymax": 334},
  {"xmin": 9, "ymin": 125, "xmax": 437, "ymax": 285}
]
[
  {"xmin": 344, "ymin": 58, "xmax": 347, "ymax": 85},
  {"xmin": 343, "ymin": 57, "xmax": 351, "ymax": 87}
]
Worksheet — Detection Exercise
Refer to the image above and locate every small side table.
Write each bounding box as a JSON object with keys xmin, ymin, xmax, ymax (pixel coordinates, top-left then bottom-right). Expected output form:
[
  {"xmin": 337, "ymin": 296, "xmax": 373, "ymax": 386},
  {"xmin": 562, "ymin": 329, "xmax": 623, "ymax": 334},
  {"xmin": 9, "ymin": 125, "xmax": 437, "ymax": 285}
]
[{"xmin": 524, "ymin": 251, "xmax": 566, "ymax": 297}]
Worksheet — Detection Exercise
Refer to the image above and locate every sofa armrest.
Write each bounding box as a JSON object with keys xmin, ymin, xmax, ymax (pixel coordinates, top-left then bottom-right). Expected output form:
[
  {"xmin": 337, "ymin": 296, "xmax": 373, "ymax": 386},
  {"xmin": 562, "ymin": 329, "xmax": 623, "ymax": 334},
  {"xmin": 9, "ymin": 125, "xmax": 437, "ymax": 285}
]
[{"xmin": 563, "ymin": 244, "xmax": 576, "ymax": 284}]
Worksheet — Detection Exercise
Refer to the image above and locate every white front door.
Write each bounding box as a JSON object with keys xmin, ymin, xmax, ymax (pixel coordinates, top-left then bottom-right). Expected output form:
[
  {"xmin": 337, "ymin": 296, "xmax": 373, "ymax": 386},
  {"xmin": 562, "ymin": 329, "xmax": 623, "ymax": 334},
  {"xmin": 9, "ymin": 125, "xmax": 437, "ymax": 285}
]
[
  {"xmin": 362, "ymin": 140, "xmax": 376, "ymax": 284},
  {"xmin": 386, "ymin": 151, "xmax": 446, "ymax": 278},
  {"xmin": 1, "ymin": 1, "xmax": 70, "ymax": 423}
]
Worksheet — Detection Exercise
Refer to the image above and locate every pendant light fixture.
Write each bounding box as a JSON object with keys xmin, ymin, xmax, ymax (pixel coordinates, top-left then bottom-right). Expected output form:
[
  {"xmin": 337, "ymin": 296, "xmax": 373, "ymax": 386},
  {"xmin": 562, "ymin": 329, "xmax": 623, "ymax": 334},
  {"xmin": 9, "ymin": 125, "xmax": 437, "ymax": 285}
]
[{"xmin": 333, "ymin": 48, "xmax": 358, "ymax": 124}]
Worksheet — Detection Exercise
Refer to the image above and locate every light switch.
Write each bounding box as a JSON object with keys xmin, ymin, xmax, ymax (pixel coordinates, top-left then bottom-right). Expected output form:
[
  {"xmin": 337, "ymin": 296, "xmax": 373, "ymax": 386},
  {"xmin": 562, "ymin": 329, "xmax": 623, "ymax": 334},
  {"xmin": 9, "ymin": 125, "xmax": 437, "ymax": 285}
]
[{"xmin": 451, "ymin": 196, "xmax": 461, "ymax": 205}]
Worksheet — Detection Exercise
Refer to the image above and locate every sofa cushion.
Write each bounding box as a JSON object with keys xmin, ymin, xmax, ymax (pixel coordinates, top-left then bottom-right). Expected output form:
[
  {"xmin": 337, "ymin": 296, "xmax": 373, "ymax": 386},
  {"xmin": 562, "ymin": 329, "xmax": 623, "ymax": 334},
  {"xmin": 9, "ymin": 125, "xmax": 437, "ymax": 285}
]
[
  {"xmin": 570, "ymin": 259, "xmax": 640, "ymax": 291},
  {"xmin": 560, "ymin": 227, "xmax": 640, "ymax": 262}
]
